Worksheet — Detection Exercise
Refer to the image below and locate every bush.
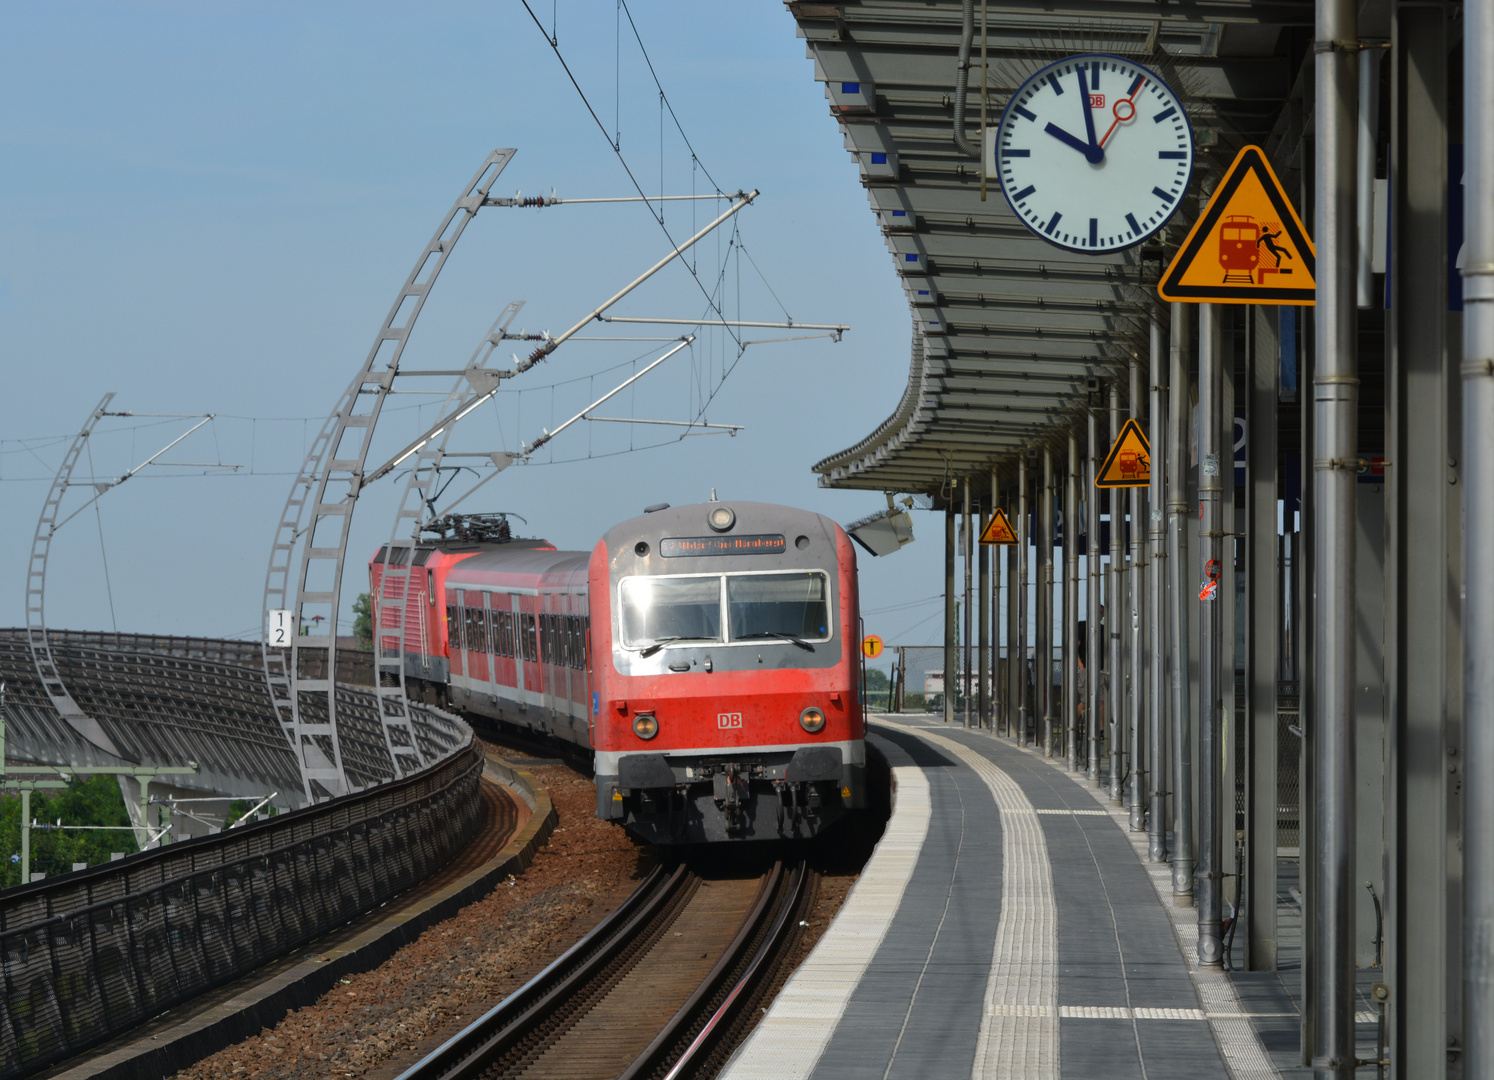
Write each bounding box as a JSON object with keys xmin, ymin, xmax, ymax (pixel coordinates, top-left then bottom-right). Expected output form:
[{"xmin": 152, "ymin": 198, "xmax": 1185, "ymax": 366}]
[{"xmin": 0, "ymin": 776, "xmax": 139, "ymax": 887}]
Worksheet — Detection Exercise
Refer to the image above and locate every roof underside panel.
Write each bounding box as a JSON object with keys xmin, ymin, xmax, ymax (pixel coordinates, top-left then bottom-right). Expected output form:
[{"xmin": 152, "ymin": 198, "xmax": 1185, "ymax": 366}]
[{"xmin": 794, "ymin": 0, "xmax": 1305, "ymax": 500}]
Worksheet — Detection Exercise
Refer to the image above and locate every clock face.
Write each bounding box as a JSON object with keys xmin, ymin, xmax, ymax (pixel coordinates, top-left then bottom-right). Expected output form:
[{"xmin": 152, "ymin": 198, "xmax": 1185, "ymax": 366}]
[{"xmin": 991, "ymin": 54, "xmax": 1193, "ymax": 254}]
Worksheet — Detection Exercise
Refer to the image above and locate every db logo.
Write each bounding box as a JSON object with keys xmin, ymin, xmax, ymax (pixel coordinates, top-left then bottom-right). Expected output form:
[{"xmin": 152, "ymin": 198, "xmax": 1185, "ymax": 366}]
[{"xmin": 717, "ymin": 712, "xmax": 743, "ymax": 730}]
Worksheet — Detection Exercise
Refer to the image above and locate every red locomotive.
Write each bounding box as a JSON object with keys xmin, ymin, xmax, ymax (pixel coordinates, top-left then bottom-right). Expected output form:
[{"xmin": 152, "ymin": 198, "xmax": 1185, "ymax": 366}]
[{"xmin": 369, "ymin": 501, "xmax": 866, "ymax": 843}]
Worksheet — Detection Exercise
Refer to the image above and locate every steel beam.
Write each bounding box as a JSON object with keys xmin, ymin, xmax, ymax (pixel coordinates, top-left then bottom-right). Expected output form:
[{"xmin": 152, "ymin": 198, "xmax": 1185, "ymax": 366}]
[
  {"xmin": 945, "ymin": 506, "xmax": 957, "ymax": 726},
  {"xmin": 1170, "ymin": 302, "xmax": 1196, "ymax": 905},
  {"xmin": 964, "ymin": 478, "xmax": 975, "ymax": 729},
  {"xmin": 1247, "ymin": 305, "xmax": 1281, "ymax": 970},
  {"xmin": 1109, "ymin": 385, "xmax": 1125, "ymax": 804},
  {"xmin": 1066, "ymin": 432, "xmax": 1081, "ymax": 770},
  {"xmin": 1042, "ymin": 447, "xmax": 1056, "ymax": 757},
  {"xmin": 1131, "ymin": 355, "xmax": 1149, "ymax": 834},
  {"xmin": 1087, "ymin": 407, "xmax": 1102, "ymax": 782},
  {"xmin": 1149, "ymin": 318, "xmax": 1170, "ymax": 863},
  {"xmin": 979, "ymin": 488, "xmax": 991, "ymax": 730},
  {"xmin": 1463, "ymin": 0, "xmax": 1494, "ymax": 1069},
  {"xmin": 1200, "ymin": 302, "xmax": 1226, "ymax": 967},
  {"xmin": 1311, "ymin": 0, "xmax": 1360, "ymax": 1063},
  {"xmin": 1019, "ymin": 455, "xmax": 1030, "ymax": 745}
]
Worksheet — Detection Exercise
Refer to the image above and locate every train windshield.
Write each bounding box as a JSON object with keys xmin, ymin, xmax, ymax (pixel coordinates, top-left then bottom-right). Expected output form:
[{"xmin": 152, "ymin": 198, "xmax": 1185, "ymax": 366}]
[
  {"xmin": 617, "ymin": 571, "xmax": 833, "ymax": 649},
  {"xmin": 727, "ymin": 572, "xmax": 830, "ymax": 642},
  {"xmin": 618, "ymin": 575, "xmax": 723, "ymax": 648}
]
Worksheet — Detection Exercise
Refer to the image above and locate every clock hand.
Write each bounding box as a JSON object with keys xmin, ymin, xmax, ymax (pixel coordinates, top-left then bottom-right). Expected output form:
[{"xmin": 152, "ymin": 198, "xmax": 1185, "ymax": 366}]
[
  {"xmin": 1099, "ymin": 83, "xmax": 1144, "ymax": 148},
  {"xmin": 1044, "ymin": 121, "xmax": 1097, "ymax": 158},
  {"xmin": 1076, "ymin": 67, "xmax": 1104, "ymax": 163}
]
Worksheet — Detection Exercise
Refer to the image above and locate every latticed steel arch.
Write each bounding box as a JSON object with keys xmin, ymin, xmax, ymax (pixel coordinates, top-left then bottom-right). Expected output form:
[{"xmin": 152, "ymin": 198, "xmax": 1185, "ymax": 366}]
[{"xmin": 262, "ymin": 149, "xmax": 516, "ymax": 802}]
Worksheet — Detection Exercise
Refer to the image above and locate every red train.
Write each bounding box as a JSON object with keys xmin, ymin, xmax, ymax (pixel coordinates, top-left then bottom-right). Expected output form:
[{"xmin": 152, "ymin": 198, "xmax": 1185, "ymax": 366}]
[{"xmin": 369, "ymin": 501, "xmax": 867, "ymax": 843}]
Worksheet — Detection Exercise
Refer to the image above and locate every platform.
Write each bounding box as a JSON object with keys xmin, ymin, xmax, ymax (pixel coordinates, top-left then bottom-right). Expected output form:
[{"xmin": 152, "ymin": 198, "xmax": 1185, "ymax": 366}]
[{"xmin": 721, "ymin": 716, "xmax": 1283, "ymax": 1079}]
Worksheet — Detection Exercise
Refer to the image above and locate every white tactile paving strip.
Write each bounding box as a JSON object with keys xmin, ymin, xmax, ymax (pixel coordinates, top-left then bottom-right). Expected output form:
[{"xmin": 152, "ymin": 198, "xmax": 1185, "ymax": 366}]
[
  {"xmin": 907, "ymin": 727, "xmax": 1061, "ymax": 1080},
  {"xmin": 718, "ymin": 764, "xmax": 932, "ymax": 1080},
  {"xmin": 975, "ymin": 725, "xmax": 1285, "ymax": 1080}
]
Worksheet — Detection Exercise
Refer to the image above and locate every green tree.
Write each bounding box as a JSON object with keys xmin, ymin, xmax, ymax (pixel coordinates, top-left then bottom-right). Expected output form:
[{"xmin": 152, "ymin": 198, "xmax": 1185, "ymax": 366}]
[
  {"xmin": 864, "ymin": 667, "xmax": 890, "ymax": 691},
  {"xmin": 0, "ymin": 776, "xmax": 139, "ymax": 888},
  {"xmin": 352, "ymin": 592, "xmax": 373, "ymax": 649}
]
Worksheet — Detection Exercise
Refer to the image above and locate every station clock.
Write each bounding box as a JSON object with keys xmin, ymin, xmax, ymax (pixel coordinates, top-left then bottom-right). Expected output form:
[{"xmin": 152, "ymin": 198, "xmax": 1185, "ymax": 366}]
[{"xmin": 990, "ymin": 53, "xmax": 1194, "ymax": 254}]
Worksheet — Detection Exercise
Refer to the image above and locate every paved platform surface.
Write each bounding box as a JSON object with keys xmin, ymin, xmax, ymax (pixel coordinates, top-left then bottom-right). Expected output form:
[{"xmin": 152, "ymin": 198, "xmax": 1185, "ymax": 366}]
[{"xmin": 722, "ymin": 717, "xmax": 1281, "ymax": 1079}]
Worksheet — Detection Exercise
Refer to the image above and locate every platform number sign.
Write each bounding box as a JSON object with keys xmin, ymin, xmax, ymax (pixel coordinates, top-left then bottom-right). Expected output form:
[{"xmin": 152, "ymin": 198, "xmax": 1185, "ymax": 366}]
[
  {"xmin": 267, "ymin": 610, "xmax": 294, "ymax": 648},
  {"xmin": 988, "ymin": 53, "xmax": 1193, "ymax": 254},
  {"xmin": 862, "ymin": 634, "xmax": 885, "ymax": 660}
]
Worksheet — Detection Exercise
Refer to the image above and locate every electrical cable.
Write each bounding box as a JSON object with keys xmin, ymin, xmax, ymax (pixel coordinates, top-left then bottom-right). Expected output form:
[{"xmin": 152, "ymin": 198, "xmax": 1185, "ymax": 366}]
[{"xmin": 85, "ymin": 440, "xmax": 119, "ymax": 633}]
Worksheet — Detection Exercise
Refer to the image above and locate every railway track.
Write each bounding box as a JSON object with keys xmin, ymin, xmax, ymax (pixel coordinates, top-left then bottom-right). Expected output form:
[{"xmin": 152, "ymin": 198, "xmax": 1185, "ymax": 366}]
[{"xmin": 398, "ymin": 858, "xmax": 811, "ymax": 1080}]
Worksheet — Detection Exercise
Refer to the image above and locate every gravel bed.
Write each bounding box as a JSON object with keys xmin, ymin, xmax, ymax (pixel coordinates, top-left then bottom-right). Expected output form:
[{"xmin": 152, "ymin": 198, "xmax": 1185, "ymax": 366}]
[
  {"xmin": 169, "ymin": 747, "xmax": 650, "ymax": 1080},
  {"xmin": 166, "ymin": 734, "xmax": 886, "ymax": 1080}
]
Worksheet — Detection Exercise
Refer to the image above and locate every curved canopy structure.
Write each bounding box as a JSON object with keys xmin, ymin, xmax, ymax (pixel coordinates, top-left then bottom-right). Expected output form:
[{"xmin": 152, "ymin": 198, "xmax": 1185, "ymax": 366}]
[{"xmin": 791, "ymin": 0, "xmax": 1304, "ymax": 496}]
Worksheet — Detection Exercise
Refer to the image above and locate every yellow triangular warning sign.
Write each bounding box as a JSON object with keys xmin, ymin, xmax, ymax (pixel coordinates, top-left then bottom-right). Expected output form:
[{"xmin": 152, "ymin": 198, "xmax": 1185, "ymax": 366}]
[
  {"xmin": 1158, "ymin": 145, "xmax": 1316, "ymax": 305},
  {"xmin": 1096, "ymin": 418, "xmax": 1152, "ymax": 488},
  {"xmin": 979, "ymin": 506, "xmax": 1018, "ymax": 545}
]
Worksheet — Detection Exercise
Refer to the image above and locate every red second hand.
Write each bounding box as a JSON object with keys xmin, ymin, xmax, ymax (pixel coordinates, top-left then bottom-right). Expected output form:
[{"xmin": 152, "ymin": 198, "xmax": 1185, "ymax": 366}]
[{"xmin": 1100, "ymin": 92, "xmax": 1141, "ymax": 148}]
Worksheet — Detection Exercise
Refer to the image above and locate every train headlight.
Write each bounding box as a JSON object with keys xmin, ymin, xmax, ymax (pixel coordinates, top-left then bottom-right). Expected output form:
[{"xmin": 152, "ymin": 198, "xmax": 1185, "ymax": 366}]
[
  {"xmin": 799, "ymin": 707, "xmax": 826, "ymax": 734},
  {"xmin": 633, "ymin": 713, "xmax": 659, "ymax": 740},
  {"xmin": 707, "ymin": 505, "xmax": 736, "ymax": 532}
]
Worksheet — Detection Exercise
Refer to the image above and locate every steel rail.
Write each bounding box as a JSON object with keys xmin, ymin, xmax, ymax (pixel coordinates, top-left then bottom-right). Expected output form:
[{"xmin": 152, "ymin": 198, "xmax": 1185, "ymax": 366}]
[
  {"xmin": 396, "ymin": 863, "xmax": 681, "ymax": 1080},
  {"xmin": 620, "ymin": 860, "xmax": 807, "ymax": 1080}
]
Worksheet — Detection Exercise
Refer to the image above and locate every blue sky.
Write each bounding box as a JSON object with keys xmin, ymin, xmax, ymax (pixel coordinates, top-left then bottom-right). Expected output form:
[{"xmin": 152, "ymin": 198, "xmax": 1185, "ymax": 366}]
[{"xmin": 0, "ymin": 2, "xmax": 958, "ymax": 659}]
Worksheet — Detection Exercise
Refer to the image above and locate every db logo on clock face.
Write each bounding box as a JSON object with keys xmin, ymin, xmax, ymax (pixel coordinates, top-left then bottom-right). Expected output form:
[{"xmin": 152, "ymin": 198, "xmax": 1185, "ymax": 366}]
[
  {"xmin": 991, "ymin": 53, "xmax": 1194, "ymax": 255},
  {"xmin": 717, "ymin": 713, "xmax": 743, "ymax": 730}
]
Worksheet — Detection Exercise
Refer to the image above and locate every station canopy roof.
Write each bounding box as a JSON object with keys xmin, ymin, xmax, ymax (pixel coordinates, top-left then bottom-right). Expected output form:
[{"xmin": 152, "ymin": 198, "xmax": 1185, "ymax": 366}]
[{"xmin": 789, "ymin": 0, "xmax": 1313, "ymax": 503}]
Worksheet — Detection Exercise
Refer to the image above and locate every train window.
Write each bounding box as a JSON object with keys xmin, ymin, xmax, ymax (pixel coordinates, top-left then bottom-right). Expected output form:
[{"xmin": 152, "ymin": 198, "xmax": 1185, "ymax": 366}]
[
  {"xmin": 446, "ymin": 604, "xmax": 460, "ymax": 650},
  {"xmin": 618, "ymin": 575, "xmax": 723, "ymax": 649},
  {"xmin": 522, "ymin": 614, "xmax": 538, "ymax": 661},
  {"xmin": 568, "ymin": 616, "xmax": 579, "ymax": 668},
  {"xmin": 726, "ymin": 572, "xmax": 832, "ymax": 642},
  {"xmin": 583, "ymin": 617, "xmax": 590, "ymax": 668}
]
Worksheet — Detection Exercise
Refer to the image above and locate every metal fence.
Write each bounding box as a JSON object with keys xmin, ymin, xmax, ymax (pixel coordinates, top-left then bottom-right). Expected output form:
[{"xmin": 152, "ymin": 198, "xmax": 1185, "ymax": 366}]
[{"xmin": 0, "ymin": 735, "xmax": 483, "ymax": 1078}]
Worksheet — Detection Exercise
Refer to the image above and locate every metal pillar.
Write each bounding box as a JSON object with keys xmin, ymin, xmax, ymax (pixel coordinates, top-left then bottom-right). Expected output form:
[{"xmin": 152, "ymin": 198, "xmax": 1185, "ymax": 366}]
[
  {"xmin": 1109, "ymin": 386, "xmax": 1124, "ymax": 803},
  {"xmin": 945, "ymin": 506, "xmax": 957, "ymax": 726},
  {"xmin": 1170, "ymin": 302, "xmax": 1196, "ymax": 905},
  {"xmin": 992, "ymin": 470, "xmax": 1003, "ymax": 731},
  {"xmin": 979, "ymin": 498, "xmax": 991, "ymax": 730},
  {"xmin": 1149, "ymin": 319, "xmax": 1170, "ymax": 863},
  {"xmin": 1087, "ymin": 408, "xmax": 1102, "ymax": 782},
  {"xmin": 1247, "ymin": 305, "xmax": 1281, "ymax": 970},
  {"xmin": 964, "ymin": 479, "xmax": 974, "ymax": 729},
  {"xmin": 1312, "ymin": 0, "xmax": 1359, "ymax": 1063},
  {"xmin": 19, "ymin": 789, "xmax": 30, "ymax": 884},
  {"xmin": 1018, "ymin": 457, "xmax": 1030, "ymax": 745},
  {"xmin": 1130, "ymin": 357, "xmax": 1148, "ymax": 833},
  {"xmin": 1385, "ymin": 9, "xmax": 1459, "ymax": 1071},
  {"xmin": 1464, "ymin": 0, "xmax": 1494, "ymax": 1071},
  {"xmin": 1041, "ymin": 447, "xmax": 1056, "ymax": 756},
  {"xmin": 1199, "ymin": 303, "xmax": 1225, "ymax": 966},
  {"xmin": 1066, "ymin": 433, "xmax": 1081, "ymax": 770}
]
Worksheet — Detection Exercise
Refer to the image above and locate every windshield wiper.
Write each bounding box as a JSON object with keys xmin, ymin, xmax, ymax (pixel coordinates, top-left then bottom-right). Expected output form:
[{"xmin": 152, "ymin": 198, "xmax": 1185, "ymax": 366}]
[
  {"xmin": 737, "ymin": 631, "xmax": 815, "ymax": 652},
  {"xmin": 638, "ymin": 636, "xmax": 718, "ymax": 658}
]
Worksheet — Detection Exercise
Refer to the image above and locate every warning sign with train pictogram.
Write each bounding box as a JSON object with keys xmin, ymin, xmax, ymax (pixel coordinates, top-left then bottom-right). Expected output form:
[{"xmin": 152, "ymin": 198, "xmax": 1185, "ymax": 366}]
[
  {"xmin": 1095, "ymin": 418, "xmax": 1152, "ymax": 488},
  {"xmin": 979, "ymin": 507, "xmax": 1019, "ymax": 545},
  {"xmin": 1158, "ymin": 145, "xmax": 1316, "ymax": 305}
]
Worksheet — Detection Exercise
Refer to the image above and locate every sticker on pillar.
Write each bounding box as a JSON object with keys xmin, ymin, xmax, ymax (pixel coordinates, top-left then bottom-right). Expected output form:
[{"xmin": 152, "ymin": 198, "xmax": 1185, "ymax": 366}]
[
  {"xmin": 979, "ymin": 507, "xmax": 1019, "ymax": 545},
  {"xmin": 1157, "ymin": 145, "xmax": 1317, "ymax": 305},
  {"xmin": 1095, "ymin": 418, "xmax": 1152, "ymax": 488},
  {"xmin": 1199, "ymin": 580, "xmax": 1219, "ymax": 602},
  {"xmin": 861, "ymin": 634, "xmax": 884, "ymax": 660}
]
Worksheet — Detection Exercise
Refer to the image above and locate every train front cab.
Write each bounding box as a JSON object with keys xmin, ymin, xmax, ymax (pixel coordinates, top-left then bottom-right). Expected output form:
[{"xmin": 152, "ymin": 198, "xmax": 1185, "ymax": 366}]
[{"xmin": 589, "ymin": 502, "xmax": 867, "ymax": 843}]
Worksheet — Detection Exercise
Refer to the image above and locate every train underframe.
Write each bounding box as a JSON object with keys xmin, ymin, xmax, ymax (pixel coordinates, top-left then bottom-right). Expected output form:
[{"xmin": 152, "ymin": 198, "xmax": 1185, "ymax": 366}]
[{"xmin": 597, "ymin": 746, "xmax": 866, "ymax": 844}]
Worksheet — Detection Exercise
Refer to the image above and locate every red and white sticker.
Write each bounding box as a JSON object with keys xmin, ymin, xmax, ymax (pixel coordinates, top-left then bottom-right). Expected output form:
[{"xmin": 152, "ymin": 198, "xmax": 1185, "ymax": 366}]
[
  {"xmin": 717, "ymin": 712, "xmax": 743, "ymax": 730},
  {"xmin": 1199, "ymin": 580, "xmax": 1219, "ymax": 602}
]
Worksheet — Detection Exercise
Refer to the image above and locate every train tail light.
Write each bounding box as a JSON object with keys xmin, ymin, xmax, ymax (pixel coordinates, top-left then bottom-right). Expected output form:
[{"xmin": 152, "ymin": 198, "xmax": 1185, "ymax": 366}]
[
  {"xmin": 799, "ymin": 707, "xmax": 826, "ymax": 733},
  {"xmin": 633, "ymin": 713, "xmax": 659, "ymax": 740}
]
